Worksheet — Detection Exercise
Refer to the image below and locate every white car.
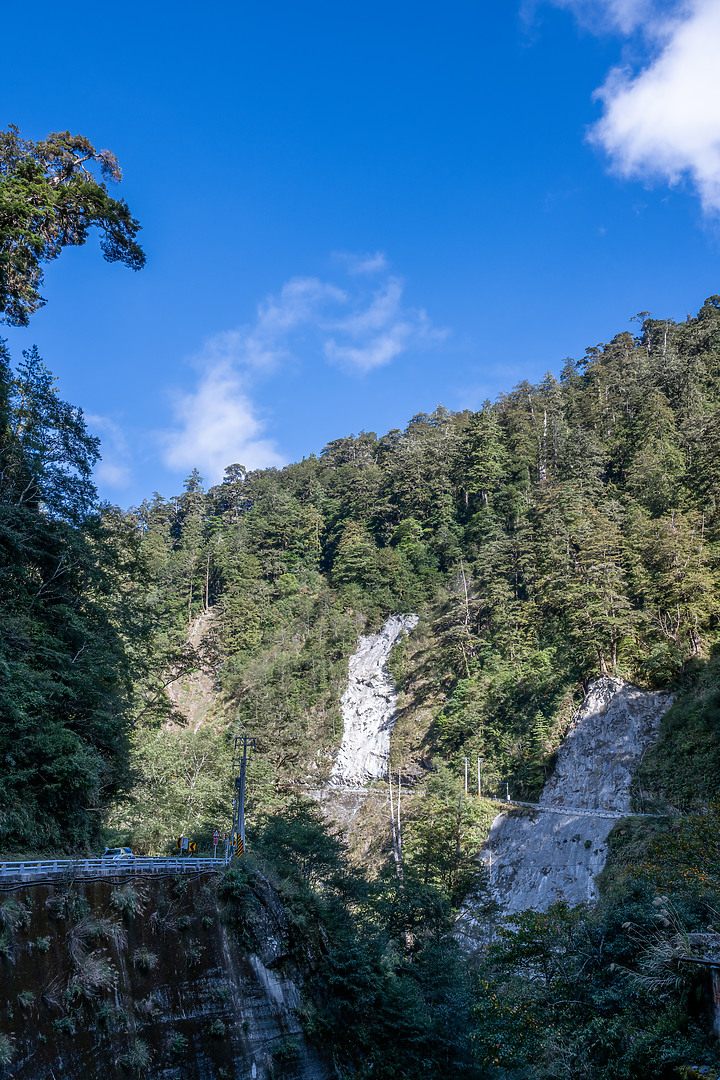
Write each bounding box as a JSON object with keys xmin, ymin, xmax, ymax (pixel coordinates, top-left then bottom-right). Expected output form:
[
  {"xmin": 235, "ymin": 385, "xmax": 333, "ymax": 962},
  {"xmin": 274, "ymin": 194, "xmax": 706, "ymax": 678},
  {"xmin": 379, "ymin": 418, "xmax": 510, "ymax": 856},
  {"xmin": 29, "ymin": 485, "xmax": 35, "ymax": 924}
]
[{"xmin": 101, "ymin": 847, "xmax": 134, "ymax": 860}]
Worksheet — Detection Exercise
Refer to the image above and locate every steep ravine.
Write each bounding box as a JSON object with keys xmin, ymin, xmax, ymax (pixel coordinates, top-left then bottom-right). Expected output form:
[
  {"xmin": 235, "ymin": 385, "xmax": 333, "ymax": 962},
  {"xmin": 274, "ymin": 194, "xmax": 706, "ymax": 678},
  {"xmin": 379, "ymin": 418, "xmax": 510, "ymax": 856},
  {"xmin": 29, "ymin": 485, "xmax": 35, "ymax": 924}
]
[
  {"xmin": 166, "ymin": 610, "xmax": 218, "ymax": 730},
  {"xmin": 459, "ymin": 677, "xmax": 673, "ymax": 931}
]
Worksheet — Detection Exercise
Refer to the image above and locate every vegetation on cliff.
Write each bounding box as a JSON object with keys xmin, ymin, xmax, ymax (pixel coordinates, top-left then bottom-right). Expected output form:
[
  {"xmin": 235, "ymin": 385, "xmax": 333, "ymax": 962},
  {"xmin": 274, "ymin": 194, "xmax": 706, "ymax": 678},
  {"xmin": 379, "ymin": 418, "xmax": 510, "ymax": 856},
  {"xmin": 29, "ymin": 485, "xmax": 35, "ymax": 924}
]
[
  {"xmin": 113, "ymin": 295, "xmax": 720, "ymax": 834},
  {"xmin": 1, "ymin": 127, "xmax": 720, "ymax": 1074}
]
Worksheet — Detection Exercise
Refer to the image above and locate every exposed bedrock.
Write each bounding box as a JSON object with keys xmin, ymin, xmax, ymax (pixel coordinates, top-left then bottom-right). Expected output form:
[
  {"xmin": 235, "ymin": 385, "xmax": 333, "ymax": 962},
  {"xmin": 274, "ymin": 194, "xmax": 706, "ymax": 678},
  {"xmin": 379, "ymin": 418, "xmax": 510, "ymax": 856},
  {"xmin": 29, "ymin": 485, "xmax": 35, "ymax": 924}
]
[
  {"xmin": 330, "ymin": 614, "xmax": 418, "ymax": 787},
  {"xmin": 462, "ymin": 677, "xmax": 673, "ymax": 926},
  {"xmin": 2, "ymin": 874, "xmax": 329, "ymax": 1080}
]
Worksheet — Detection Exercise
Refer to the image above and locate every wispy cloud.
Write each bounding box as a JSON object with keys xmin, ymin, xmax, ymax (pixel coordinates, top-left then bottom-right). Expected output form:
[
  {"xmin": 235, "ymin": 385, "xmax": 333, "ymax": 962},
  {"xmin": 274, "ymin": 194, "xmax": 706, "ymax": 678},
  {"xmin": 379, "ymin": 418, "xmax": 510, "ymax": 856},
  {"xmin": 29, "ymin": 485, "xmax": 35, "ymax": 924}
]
[
  {"xmin": 86, "ymin": 414, "xmax": 133, "ymax": 491},
  {"xmin": 332, "ymin": 250, "xmax": 389, "ymax": 275},
  {"xmin": 161, "ymin": 254, "xmax": 445, "ymax": 482},
  {"xmin": 542, "ymin": 0, "xmax": 720, "ymax": 214},
  {"xmin": 160, "ymin": 365, "xmax": 284, "ymax": 480},
  {"xmin": 540, "ymin": 0, "xmax": 667, "ymax": 34}
]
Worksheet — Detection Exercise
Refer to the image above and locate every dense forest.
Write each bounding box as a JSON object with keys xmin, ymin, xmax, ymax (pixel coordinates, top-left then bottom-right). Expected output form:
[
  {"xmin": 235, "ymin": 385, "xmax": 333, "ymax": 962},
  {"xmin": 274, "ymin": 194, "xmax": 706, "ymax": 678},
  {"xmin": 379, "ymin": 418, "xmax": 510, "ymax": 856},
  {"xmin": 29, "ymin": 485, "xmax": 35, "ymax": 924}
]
[
  {"xmin": 2, "ymin": 296, "xmax": 720, "ymax": 1077},
  {"xmin": 2, "ymin": 128, "xmax": 720, "ymax": 1080}
]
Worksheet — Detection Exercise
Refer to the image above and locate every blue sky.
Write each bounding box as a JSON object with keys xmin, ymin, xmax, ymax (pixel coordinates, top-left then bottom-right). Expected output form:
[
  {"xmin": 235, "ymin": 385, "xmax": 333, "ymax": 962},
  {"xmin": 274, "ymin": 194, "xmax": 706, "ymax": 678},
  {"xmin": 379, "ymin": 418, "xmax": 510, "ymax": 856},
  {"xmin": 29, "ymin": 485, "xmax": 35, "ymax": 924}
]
[{"xmin": 2, "ymin": 0, "xmax": 719, "ymax": 505}]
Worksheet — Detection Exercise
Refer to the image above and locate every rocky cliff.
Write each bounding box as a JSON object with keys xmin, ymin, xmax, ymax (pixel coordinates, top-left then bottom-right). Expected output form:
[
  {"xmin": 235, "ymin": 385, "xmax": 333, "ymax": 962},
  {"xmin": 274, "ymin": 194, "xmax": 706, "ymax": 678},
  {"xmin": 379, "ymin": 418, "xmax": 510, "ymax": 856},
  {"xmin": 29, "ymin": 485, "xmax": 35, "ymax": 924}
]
[
  {"xmin": 330, "ymin": 614, "xmax": 418, "ymax": 787},
  {"xmin": 0, "ymin": 870, "xmax": 329, "ymax": 1080},
  {"xmin": 459, "ymin": 677, "xmax": 673, "ymax": 930}
]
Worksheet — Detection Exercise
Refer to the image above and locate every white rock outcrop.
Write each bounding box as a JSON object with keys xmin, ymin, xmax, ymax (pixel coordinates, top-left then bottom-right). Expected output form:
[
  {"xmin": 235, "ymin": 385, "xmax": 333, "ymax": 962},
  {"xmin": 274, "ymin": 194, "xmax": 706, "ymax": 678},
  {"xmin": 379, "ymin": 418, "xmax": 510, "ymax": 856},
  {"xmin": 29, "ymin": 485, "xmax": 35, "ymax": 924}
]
[
  {"xmin": 330, "ymin": 614, "xmax": 418, "ymax": 787},
  {"xmin": 466, "ymin": 677, "xmax": 672, "ymax": 920}
]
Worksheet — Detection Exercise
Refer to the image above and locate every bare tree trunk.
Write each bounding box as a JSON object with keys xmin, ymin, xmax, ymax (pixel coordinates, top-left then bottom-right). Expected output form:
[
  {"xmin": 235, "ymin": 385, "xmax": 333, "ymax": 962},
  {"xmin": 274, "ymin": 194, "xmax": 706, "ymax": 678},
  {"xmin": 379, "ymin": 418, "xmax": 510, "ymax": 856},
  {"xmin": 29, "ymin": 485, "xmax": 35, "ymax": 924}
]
[
  {"xmin": 712, "ymin": 968, "xmax": 720, "ymax": 1039},
  {"xmin": 454, "ymin": 793, "xmax": 463, "ymax": 894},
  {"xmin": 459, "ymin": 555, "xmax": 473, "ymax": 677},
  {"xmin": 388, "ymin": 766, "xmax": 402, "ymax": 877},
  {"xmin": 397, "ymin": 768, "xmax": 402, "ymax": 864}
]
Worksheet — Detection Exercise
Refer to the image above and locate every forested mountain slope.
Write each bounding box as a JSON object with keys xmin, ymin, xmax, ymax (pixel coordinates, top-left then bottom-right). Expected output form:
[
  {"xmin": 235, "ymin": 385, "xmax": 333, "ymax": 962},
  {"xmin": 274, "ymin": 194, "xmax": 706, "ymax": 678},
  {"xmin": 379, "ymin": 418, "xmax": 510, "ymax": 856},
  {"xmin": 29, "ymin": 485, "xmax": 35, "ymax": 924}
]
[
  {"xmin": 108, "ymin": 297, "xmax": 720, "ymax": 846},
  {"xmin": 2, "ymin": 297, "xmax": 720, "ymax": 1079}
]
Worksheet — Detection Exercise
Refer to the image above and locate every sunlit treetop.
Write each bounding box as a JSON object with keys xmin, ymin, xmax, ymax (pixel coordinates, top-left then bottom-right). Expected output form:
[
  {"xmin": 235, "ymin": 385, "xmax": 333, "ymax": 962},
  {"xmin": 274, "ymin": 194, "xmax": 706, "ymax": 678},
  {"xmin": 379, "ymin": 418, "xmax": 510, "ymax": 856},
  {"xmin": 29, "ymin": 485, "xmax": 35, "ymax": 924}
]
[{"xmin": 0, "ymin": 125, "xmax": 145, "ymax": 326}]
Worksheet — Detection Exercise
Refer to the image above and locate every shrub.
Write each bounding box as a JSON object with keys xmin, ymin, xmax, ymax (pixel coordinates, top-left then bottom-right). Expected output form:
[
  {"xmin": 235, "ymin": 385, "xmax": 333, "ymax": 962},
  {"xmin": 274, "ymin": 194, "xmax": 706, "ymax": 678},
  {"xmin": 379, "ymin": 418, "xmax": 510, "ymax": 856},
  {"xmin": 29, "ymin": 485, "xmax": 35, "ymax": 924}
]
[
  {"xmin": 185, "ymin": 940, "xmax": 204, "ymax": 969},
  {"xmin": 135, "ymin": 994, "xmax": 161, "ymax": 1018},
  {"xmin": 120, "ymin": 1038, "xmax": 151, "ymax": 1075},
  {"xmin": 0, "ymin": 1034, "xmax": 14, "ymax": 1066},
  {"xmin": 170, "ymin": 1033, "xmax": 188, "ymax": 1054},
  {"xmin": 132, "ymin": 947, "xmax": 159, "ymax": 971},
  {"xmin": 52, "ymin": 1016, "xmax": 75, "ymax": 1035},
  {"xmin": 272, "ymin": 1036, "xmax": 299, "ymax": 1063},
  {"xmin": 111, "ymin": 883, "xmax": 147, "ymax": 918},
  {"xmin": 0, "ymin": 898, "xmax": 31, "ymax": 934}
]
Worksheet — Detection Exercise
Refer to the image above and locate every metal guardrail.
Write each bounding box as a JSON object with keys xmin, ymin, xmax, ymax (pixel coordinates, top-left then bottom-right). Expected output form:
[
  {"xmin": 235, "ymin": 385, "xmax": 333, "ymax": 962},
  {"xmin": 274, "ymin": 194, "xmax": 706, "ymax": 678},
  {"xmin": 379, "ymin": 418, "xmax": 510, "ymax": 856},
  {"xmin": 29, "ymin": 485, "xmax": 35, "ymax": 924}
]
[
  {"xmin": 0, "ymin": 856, "xmax": 229, "ymax": 878},
  {"xmin": 494, "ymin": 798, "xmax": 668, "ymax": 820}
]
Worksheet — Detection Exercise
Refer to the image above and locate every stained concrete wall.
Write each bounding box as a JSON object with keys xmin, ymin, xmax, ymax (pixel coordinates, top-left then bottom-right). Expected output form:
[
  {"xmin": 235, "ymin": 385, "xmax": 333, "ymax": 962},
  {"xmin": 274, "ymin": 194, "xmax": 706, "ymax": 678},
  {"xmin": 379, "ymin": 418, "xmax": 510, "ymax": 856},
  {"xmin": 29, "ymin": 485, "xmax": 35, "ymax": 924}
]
[{"xmin": 0, "ymin": 872, "xmax": 329, "ymax": 1080}]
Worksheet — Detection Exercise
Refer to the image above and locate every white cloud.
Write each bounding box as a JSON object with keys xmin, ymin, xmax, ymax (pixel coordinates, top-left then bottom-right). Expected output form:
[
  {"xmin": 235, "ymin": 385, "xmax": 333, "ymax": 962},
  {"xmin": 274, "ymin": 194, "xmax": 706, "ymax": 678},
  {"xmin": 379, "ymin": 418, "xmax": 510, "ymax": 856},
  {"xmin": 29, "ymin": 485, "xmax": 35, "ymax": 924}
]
[
  {"xmin": 324, "ymin": 325, "xmax": 413, "ymax": 373},
  {"xmin": 331, "ymin": 276, "xmax": 405, "ymax": 336},
  {"xmin": 161, "ymin": 254, "xmax": 445, "ymax": 481},
  {"xmin": 256, "ymin": 277, "xmax": 348, "ymax": 337},
  {"xmin": 95, "ymin": 460, "xmax": 132, "ymax": 489},
  {"xmin": 591, "ymin": 0, "xmax": 720, "ymax": 214},
  {"xmin": 161, "ymin": 364, "xmax": 284, "ymax": 481},
  {"xmin": 86, "ymin": 413, "xmax": 133, "ymax": 490},
  {"xmin": 323, "ymin": 276, "xmax": 445, "ymax": 372},
  {"xmin": 332, "ymin": 250, "xmax": 389, "ymax": 275},
  {"xmin": 542, "ymin": 0, "xmax": 668, "ymax": 33},
  {"xmin": 544, "ymin": 0, "xmax": 720, "ymax": 214}
]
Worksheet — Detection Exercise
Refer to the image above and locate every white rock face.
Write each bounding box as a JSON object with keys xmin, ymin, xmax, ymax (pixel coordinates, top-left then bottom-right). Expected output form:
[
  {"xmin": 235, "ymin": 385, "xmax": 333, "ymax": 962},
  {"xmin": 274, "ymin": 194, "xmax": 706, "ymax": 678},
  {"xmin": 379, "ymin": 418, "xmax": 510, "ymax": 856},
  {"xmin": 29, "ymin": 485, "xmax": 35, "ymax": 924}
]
[
  {"xmin": 468, "ymin": 677, "xmax": 672, "ymax": 919},
  {"xmin": 330, "ymin": 614, "xmax": 418, "ymax": 787}
]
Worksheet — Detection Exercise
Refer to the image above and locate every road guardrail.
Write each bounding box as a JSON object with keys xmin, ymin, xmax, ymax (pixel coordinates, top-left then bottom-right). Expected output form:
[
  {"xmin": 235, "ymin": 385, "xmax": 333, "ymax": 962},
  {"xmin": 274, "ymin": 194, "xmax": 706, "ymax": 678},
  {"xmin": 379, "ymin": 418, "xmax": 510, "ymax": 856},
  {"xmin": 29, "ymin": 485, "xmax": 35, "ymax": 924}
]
[{"xmin": 0, "ymin": 856, "xmax": 229, "ymax": 879}]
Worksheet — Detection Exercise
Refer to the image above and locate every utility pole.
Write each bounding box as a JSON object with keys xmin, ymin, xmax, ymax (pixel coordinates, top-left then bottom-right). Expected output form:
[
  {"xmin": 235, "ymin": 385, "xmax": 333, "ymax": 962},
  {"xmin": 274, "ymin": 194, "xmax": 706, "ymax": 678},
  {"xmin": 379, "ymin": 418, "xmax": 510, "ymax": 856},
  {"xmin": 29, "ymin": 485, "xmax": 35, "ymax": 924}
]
[
  {"xmin": 397, "ymin": 768, "xmax": 402, "ymax": 864},
  {"xmin": 231, "ymin": 733, "xmax": 255, "ymax": 859},
  {"xmin": 506, "ymin": 781, "xmax": 510, "ymax": 802},
  {"xmin": 388, "ymin": 761, "xmax": 402, "ymax": 877}
]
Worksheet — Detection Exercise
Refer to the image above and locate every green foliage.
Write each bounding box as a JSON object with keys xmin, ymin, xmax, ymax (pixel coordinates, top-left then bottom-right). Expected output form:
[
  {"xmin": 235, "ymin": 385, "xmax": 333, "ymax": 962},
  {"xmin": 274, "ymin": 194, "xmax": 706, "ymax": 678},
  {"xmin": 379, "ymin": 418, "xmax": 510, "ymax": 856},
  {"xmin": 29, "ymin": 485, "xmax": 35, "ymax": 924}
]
[
  {"xmin": 471, "ymin": 890, "xmax": 720, "ymax": 1079},
  {"xmin": 400, "ymin": 765, "xmax": 495, "ymax": 906},
  {"xmin": 632, "ymin": 649, "xmax": 720, "ymax": 811},
  {"xmin": 244, "ymin": 804, "xmax": 480, "ymax": 1079},
  {"xmin": 272, "ymin": 1036, "xmax": 300, "ymax": 1062},
  {"xmin": 120, "ymin": 1038, "xmax": 151, "ymax": 1075},
  {"xmin": 106, "ymin": 723, "xmax": 233, "ymax": 853},
  {"xmin": 0, "ymin": 340, "xmax": 155, "ymax": 852},
  {"xmin": 0, "ymin": 125, "xmax": 144, "ymax": 326},
  {"xmin": 131, "ymin": 947, "xmax": 158, "ymax": 971},
  {"xmin": 0, "ymin": 1033, "xmax": 13, "ymax": 1066},
  {"xmin": 110, "ymin": 883, "xmax": 147, "ymax": 918},
  {"xmin": 170, "ymin": 1033, "xmax": 188, "ymax": 1054}
]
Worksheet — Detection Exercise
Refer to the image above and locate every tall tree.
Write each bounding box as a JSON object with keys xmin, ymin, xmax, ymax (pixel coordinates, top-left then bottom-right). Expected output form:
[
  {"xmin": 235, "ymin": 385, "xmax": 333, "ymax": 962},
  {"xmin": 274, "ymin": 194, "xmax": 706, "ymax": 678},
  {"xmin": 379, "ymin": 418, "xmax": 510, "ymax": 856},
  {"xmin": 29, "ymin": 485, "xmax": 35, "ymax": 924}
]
[
  {"xmin": 0, "ymin": 341, "xmax": 137, "ymax": 849},
  {"xmin": 0, "ymin": 126, "xmax": 144, "ymax": 325}
]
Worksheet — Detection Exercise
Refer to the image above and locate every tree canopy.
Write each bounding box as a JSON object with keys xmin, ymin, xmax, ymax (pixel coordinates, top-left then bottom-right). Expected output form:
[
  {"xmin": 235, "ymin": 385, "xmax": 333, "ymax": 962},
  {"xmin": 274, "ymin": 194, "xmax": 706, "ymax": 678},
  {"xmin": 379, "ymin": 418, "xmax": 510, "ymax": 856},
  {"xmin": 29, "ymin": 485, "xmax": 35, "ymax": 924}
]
[{"xmin": 0, "ymin": 125, "xmax": 145, "ymax": 325}]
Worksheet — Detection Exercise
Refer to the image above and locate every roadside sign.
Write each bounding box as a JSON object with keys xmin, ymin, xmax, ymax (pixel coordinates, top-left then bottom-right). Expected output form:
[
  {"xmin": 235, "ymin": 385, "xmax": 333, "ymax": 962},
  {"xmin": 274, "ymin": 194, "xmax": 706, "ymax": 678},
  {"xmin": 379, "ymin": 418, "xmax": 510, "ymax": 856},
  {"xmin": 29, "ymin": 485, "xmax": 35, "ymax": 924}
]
[
  {"xmin": 180, "ymin": 837, "xmax": 189, "ymax": 851},
  {"xmin": 212, "ymin": 829, "xmax": 220, "ymax": 846},
  {"xmin": 189, "ymin": 841, "xmax": 196, "ymax": 854}
]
